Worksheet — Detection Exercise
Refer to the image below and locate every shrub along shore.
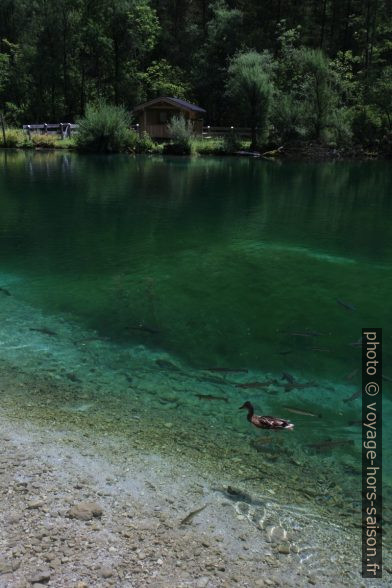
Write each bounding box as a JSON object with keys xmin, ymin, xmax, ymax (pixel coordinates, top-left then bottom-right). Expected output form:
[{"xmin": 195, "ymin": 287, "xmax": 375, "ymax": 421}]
[
  {"xmin": 0, "ymin": 129, "xmax": 386, "ymax": 161},
  {"xmin": 0, "ymin": 103, "xmax": 389, "ymax": 161}
]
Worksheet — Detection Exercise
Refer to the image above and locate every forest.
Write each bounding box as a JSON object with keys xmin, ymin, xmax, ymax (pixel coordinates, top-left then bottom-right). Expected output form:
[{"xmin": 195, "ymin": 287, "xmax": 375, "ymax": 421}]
[{"xmin": 0, "ymin": 0, "xmax": 391, "ymax": 152}]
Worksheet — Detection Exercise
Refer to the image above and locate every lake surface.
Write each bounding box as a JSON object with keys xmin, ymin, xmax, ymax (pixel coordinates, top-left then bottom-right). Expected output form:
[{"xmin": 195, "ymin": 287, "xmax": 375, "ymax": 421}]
[{"xmin": 0, "ymin": 150, "xmax": 391, "ymax": 581}]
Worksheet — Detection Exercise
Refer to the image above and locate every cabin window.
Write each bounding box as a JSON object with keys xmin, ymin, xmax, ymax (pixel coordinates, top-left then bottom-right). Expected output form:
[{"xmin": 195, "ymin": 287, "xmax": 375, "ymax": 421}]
[{"xmin": 159, "ymin": 111, "xmax": 168, "ymax": 123}]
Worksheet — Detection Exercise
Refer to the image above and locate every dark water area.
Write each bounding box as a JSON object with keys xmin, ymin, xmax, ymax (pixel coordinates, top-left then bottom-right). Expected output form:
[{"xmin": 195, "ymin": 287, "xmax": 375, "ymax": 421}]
[{"xmin": 0, "ymin": 150, "xmax": 391, "ymax": 377}]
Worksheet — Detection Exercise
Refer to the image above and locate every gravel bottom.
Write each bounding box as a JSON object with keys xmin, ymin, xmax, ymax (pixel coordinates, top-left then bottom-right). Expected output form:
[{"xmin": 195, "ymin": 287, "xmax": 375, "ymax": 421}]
[
  {"xmin": 0, "ymin": 401, "xmax": 390, "ymax": 588},
  {"xmin": 0, "ymin": 413, "xmax": 317, "ymax": 588},
  {"xmin": 0, "ymin": 294, "xmax": 391, "ymax": 587}
]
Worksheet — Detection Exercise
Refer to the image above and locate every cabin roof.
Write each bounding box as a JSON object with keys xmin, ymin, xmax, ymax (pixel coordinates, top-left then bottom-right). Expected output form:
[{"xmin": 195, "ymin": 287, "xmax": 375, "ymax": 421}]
[{"xmin": 133, "ymin": 96, "xmax": 206, "ymax": 114}]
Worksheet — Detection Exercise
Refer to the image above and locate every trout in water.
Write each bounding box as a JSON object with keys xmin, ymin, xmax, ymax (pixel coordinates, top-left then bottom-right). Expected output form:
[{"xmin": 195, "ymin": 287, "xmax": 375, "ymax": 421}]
[
  {"xmin": 308, "ymin": 439, "xmax": 355, "ymax": 452},
  {"xmin": 281, "ymin": 372, "xmax": 296, "ymax": 385},
  {"xmin": 180, "ymin": 504, "xmax": 207, "ymax": 525},
  {"xmin": 343, "ymin": 390, "xmax": 361, "ymax": 403},
  {"xmin": 203, "ymin": 367, "xmax": 248, "ymax": 373},
  {"xmin": 345, "ymin": 369, "xmax": 358, "ymax": 381},
  {"xmin": 236, "ymin": 380, "xmax": 277, "ymax": 389},
  {"xmin": 195, "ymin": 394, "xmax": 228, "ymax": 403},
  {"xmin": 127, "ymin": 324, "xmax": 160, "ymax": 335},
  {"xmin": 30, "ymin": 327, "xmax": 57, "ymax": 336},
  {"xmin": 337, "ymin": 298, "xmax": 356, "ymax": 311},
  {"xmin": 283, "ymin": 406, "xmax": 322, "ymax": 418}
]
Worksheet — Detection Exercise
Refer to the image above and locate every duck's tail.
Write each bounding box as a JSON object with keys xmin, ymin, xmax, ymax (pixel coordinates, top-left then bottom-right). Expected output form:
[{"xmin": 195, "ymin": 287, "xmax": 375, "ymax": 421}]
[{"xmin": 283, "ymin": 422, "xmax": 294, "ymax": 430}]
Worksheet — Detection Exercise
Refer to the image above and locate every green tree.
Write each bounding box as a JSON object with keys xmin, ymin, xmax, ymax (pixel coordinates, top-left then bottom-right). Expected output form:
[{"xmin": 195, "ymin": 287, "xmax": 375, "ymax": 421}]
[
  {"xmin": 106, "ymin": 0, "xmax": 159, "ymax": 105},
  {"xmin": 193, "ymin": 1, "xmax": 244, "ymax": 123},
  {"xmin": 0, "ymin": 52, "xmax": 9, "ymax": 91},
  {"xmin": 137, "ymin": 59, "xmax": 190, "ymax": 101},
  {"xmin": 294, "ymin": 47, "xmax": 339, "ymax": 140},
  {"xmin": 369, "ymin": 66, "xmax": 392, "ymax": 130},
  {"xmin": 226, "ymin": 50, "xmax": 274, "ymax": 149}
]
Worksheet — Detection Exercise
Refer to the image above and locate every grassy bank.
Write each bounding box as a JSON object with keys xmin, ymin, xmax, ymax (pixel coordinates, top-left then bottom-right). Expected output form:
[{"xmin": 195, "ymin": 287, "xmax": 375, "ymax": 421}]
[
  {"xmin": 0, "ymin": 128, "xmax": 76, "ymax": 150},
  {"xmin": 0, "ymin": 127, "xmax": 387, "ymax": 161},
  {"xmin": 0, "ymin": 127, "xmax": 251, "ymax": 156}
]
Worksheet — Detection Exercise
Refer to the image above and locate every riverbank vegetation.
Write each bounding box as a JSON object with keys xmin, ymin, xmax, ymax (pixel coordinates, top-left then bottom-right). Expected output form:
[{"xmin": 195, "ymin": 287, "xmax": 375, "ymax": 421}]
[
  {"xmin": 0, "ymin": 127, "xmax": 74, "ymax": 149},
  {"xmin": 0, "ymin": 0, "xmax": 391, "ymax": 155}
]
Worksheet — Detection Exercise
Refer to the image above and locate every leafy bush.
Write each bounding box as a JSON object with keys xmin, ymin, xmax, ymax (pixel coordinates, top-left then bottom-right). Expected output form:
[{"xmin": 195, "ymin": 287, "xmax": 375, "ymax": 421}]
[
  {"xmin": 271, "ymin": 94, "xmax": 307, "ymax": 143},
  {"xmin": 76, "ymin": 101, "xmax": 134, "ymax": 153},
  {"xmin": 0, "ymin": 128, "xmax": 31, "ymax": 148},
  {"xmin": 223, "ymin": 130, "xmax": 242, "ymax": 153},
  {"xmin": 325, "ymin": 108, "xmax": 353, "ymax": 146},
  {"xmin": 351, "ymin": 106, "xmax": 382, "ymax": 147},
  {"xmin": 135, "ymin": 131, "xmax": 159, "ymax": 153},
  {"xmin": 164, "ymin": 115, "xmax": 193, "ymax": 154}
]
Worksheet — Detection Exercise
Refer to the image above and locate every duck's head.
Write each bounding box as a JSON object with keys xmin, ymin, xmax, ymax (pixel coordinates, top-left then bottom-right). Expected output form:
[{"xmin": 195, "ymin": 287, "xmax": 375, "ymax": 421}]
[{"xmin": 239, "ymin": 401, "xmax": 253, "ymax": 410}]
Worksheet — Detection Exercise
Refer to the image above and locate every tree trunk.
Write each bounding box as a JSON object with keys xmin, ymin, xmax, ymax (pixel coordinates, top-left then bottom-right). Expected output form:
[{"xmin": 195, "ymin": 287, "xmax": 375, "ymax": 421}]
[
  {"xmin": 113, "ymin": 37, "xmax": 119, "ymax": 105},
  {"xmin": 80, "ymin": 64, "xmax": 85, "ymax": 115},
  {"xmin": 320, "ymin": 0, "xmax": 328, "ymax": 48},
  {"xmin": 250, "ymin": 96, "xmax": 257, "ymax": 150},
  {"xmin": 343, "ymin": 0, "xmax": 352, "ymax": 50},
  {"xmin": 62, "ymin": 10, "xmax": 69, "ymax": 118},
  {"xmin": 329, "ymin": 0, "xmax": 337, "ymax": 47},
  {"xmin": 251, "ymin": 125, "xmax": 257, "ymax": 151}
]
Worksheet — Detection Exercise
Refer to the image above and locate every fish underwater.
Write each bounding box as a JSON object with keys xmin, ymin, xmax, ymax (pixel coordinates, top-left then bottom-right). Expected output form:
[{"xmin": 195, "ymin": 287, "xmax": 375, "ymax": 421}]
[
  {"xmin": 283, "ymin": 330, "xmax": 321, "ymax": 338},
  {"xmin": 126, "ymin": 324, "xmax": 160, "ymax": 335},
  {"xmin": 337, "ymin": 298, "xmax": 356, "ymax": 311},
  {"xmin": 343, "ymin": 390, "xmax": 361, "ymax": 403},
  {"xmin": 155, "ymin": 359, "xmax": 180, "ymax": 371},
  {"xmin": 283, "ymin": 406, "xmax": 322, "ymax": 418},
  {"xmin": 195, "ymin": 394, "xmax": 228, "ymax": 403},
  {"xmin": 179, "ymin": 504, "xmax": 208, "ymax": 525},
  {"xmin": 307, "ymin": 439, "xmax": 355, "ymax": 452},
  {"xmin": 345, "ymin": 369, "xmax": 358, "ymax": 381},
  {"xmin": 281, "ymin": 372, "xmax": 296, "ymax": 385},
  {"xmin": 203, "ymin": 367, "xmax": 248, "ymax": 373},
  {"xmin": 29, "ymin": 327, "xmax": 57, "ymax": 336},
  {"xmin": 236, "ymin": 380, "xmax": 277, "ymax": 389}
]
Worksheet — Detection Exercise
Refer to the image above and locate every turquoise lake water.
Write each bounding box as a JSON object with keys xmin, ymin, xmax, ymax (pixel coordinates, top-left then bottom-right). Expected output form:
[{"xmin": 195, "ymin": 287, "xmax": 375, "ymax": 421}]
[
  {"xmin": 1, "ymin": 151, "xmax": 391, "ymax": 372},
  {"xmin": 0, "ymin": 149, "xmax": 391, "ymax": 577}
]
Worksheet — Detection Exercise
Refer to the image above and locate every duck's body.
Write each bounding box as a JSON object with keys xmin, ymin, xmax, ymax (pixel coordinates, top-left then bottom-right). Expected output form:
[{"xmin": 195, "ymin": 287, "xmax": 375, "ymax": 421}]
[{"xmin": 239, "ymin": 401, "xmax": 294, "ymax": 430}]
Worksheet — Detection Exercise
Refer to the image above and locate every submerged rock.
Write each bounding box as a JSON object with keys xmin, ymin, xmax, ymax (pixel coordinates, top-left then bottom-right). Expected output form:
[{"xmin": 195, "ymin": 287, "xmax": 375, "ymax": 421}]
[
  {"xmin": 29, "ymin": 570, "xmax": 51, "ymax": 583},
  {"xmin": 100, "ymin": 566, "xmax": 114, "ymax": 578},
  {"xmin": 67, "ymin": 501, "xmax": 103, "ymax": 521}
]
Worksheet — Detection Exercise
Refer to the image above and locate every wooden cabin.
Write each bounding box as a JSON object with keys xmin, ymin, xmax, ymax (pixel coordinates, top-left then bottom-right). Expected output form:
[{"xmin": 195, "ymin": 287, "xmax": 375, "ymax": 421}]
[{"xmin": 133, "ymin": 97, "xmax": 206, "ymax": 139}]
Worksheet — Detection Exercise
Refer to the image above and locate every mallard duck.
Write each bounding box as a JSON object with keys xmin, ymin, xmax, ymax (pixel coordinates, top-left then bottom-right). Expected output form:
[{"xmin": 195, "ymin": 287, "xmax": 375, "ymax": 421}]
[{"xmin": 239, "ymin": 401, "xmax": 294, "ymax": 430}]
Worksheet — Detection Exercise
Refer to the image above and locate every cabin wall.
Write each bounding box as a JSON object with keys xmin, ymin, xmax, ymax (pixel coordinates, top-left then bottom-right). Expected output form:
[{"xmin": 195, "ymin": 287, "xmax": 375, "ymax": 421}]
[{"xmin": 135, "ymin": 108, "xmax": 203, "ymax": 139}]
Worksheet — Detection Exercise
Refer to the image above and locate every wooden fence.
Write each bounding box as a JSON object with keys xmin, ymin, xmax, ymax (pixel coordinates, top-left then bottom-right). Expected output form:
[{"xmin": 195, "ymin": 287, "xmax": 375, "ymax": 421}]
[
  {"xmin": 22, "ymin": 123, "xmax": 78, "ymax": 139},
  {"xmin": 202, "ymin": 126, "xmax": 251, "ymax": 138},
  {"xmin": 21, "ymin": 123, "xmax": 251, "ymax": 140}
]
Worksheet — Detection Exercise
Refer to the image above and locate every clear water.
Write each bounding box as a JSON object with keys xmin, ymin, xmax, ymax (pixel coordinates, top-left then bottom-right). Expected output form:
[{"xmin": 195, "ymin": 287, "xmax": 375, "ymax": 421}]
[{"xmin": 0, "ymin": 149, "xmax": 391, "ymax": 578}]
